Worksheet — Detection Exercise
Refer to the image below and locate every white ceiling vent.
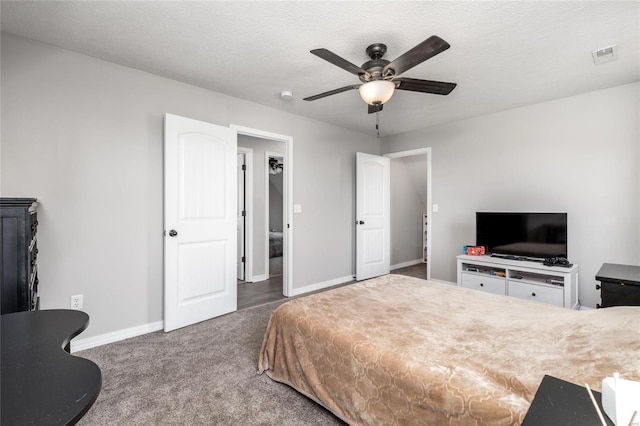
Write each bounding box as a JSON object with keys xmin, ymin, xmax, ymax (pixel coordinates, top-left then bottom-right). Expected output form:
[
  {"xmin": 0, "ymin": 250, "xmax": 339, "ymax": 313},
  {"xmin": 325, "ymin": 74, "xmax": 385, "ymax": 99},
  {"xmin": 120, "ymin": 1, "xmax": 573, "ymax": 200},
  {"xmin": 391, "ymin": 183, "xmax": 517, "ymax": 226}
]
[{"xmin": 592, "ymin": 45, "xmax": 618, "ymax": 64}]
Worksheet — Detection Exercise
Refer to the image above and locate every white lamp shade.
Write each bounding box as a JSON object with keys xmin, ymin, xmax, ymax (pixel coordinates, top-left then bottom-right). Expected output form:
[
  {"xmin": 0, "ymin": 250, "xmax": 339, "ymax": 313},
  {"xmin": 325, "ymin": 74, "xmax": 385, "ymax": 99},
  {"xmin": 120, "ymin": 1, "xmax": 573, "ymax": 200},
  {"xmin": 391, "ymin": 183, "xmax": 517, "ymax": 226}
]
[{"xmin": 358, "ymin": 80, "xmax": 395, "ymax": 105}]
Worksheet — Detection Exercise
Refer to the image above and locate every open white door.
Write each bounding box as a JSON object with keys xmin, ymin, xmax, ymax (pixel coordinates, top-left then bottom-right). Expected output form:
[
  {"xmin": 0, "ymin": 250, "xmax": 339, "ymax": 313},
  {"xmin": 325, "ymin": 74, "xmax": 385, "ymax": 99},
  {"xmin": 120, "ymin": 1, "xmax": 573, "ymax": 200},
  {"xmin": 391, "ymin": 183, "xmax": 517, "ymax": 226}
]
[
  {"xmin": 237, "ymin": 153, "xmax": 245, "ymax": 281},
  {"xmin": 164, "ymin": 114, "xmax": 237, "ymax": 332},
  {"xmin": 356, "ymin": 152, "xmax": 390, "ymax": 281}
]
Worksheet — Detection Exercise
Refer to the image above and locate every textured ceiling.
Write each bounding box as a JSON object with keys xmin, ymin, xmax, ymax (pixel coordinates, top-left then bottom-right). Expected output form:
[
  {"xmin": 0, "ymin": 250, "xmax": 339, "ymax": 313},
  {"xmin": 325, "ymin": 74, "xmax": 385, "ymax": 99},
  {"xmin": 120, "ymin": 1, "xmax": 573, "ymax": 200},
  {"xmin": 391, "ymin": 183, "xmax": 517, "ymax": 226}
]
[{"xmin": 2, "ymin": 1, "xmax": 639, "ymax": 137}]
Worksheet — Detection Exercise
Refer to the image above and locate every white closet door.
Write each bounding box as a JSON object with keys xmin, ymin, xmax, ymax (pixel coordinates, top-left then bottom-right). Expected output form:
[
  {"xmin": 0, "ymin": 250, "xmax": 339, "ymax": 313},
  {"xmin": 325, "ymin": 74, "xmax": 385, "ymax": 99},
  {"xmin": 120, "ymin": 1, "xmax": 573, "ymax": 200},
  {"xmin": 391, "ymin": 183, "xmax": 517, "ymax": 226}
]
[
  {"xmin": 237, "ymin": 153, "xmax": 245, "ymax": 281},
  {"xmin": 355, "ymin": 152, "xmax": 390, "ymax": 281}
]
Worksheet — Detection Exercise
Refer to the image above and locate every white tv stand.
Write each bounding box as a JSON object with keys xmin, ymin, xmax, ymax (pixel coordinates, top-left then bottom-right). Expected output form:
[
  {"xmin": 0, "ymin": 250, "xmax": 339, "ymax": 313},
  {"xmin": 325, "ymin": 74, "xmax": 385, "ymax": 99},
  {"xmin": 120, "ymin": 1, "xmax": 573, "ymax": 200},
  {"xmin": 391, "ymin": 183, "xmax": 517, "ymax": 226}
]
[{"xmin": 456, "ymin": 255, "xmax": 579, "ymax": 309}]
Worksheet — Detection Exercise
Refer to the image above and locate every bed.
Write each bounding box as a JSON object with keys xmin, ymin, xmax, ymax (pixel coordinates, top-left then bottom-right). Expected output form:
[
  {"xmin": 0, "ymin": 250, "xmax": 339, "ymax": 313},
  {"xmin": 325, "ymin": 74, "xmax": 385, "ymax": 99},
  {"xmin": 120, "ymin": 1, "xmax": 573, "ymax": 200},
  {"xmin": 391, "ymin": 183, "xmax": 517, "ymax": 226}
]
[
  {"xmin": 269, "ymin": 231, "xmax": 283, "ymax": 258},
  {"xmin": 258, "ymin": 274, "xmax": 640, "ymax": 425}
]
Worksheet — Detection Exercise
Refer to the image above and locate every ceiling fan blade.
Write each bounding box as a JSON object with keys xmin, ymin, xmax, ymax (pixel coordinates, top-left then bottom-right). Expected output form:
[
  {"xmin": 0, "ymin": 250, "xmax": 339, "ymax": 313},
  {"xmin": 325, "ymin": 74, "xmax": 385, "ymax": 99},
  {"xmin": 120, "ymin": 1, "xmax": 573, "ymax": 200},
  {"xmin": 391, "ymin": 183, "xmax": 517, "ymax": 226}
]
[
  {"xmin": 395, "ymin": 77, "xmax": 457, "ymax": 95},
  {"xmin": 303, "ymin": 85, "xmax": 360, "ymax": 101},
  {"xmin": 383, "ymin": 36, "xmax": 450, "ymax": 77},
  {"xmin": 311, "ymin": 48, "xmax": 370, "ymax": 77},
  {"xmin": 368, "ymin": 103, "xmax": 383, "ymax": 114}
]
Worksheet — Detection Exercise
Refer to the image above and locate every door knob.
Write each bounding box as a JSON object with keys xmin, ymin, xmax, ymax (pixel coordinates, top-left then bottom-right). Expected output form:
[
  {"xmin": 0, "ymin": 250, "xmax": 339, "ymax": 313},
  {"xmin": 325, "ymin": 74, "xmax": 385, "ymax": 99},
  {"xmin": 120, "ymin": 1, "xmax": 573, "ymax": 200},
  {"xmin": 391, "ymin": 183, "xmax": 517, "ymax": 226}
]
[
  {"xmin": 358, "ymin": 221, "xmax": 365, "ymax": 225},
  {"xmin": 169, "ymin": 230, "xmax": 178, "ymax": 237}
]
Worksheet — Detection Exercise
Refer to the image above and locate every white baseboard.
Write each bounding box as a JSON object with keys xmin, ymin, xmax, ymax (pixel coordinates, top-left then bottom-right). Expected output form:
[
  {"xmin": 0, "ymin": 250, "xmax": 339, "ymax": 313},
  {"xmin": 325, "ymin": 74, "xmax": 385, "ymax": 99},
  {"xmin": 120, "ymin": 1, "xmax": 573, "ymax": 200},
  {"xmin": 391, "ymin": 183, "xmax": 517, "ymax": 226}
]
[
  {"xmin": 71, "ymin": 275, "xmax": 353, "ymax": 351},
  {"xmin": 391, "ymin": 259, "xmax": 424, "ymax": 270},
  {"xmin": 249, "ymin": 273, "xmax": 268, "ymax": 283},
  {"xmin": 71, "ymin": 320, "xmax": 164, "ymax": 353},
  {"xmin": 289, "ymin": 275, "xmax": 354, "ymax": 297},
  {"xmin": 75, "ymin": 270, "xmax": 443, "ymax": 352}
]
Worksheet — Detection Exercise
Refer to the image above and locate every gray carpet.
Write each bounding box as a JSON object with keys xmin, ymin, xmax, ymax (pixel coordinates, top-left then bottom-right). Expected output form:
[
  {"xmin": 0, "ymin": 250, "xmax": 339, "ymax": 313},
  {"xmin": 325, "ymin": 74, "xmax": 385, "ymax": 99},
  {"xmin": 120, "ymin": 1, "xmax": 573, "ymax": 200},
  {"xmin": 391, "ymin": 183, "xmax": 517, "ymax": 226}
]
[{"xmin": 77, "ymin": 301, "xmax": 345, "ymax": 425}]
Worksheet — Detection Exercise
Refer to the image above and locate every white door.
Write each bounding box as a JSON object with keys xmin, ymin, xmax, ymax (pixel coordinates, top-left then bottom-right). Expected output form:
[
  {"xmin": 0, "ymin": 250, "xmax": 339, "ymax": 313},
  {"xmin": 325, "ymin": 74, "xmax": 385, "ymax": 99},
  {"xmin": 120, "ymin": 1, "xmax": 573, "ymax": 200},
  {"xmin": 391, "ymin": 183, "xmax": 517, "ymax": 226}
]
[
  {"xmin": 237, "ymin": 153, "xmax": 245, "ymax": 281},
  {"xmin": 356, "ymin": 152, "xmax": 390, "ymax": 280},
  {"xmin": 164, "ymin": 114, "xmax": 237, "ymax": 332}
]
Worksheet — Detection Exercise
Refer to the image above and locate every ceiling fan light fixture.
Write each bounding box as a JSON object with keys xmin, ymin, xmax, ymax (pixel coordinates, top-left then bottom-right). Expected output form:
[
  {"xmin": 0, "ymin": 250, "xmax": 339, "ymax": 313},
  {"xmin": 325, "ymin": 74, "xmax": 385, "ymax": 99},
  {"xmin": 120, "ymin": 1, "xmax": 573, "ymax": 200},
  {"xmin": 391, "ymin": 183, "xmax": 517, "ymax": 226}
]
[{"xmin": 358, "ymin": 80, "xmax": 395, "ymax": 105}]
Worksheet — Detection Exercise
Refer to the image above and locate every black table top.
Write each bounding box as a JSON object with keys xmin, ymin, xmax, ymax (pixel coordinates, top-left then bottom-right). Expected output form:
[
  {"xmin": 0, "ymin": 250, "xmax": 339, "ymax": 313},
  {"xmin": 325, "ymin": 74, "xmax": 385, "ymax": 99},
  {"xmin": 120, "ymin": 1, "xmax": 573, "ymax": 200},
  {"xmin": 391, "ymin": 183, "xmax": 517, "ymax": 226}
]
[
  {"xmin": 1, "ymin": 309, "xmax": 102, "ymax": 425},
  {"xmin": 596, "ymin": 263, "xmax": 640, "ymax": 285},
  {"xmin": 522, "ymin": 375, "xmax": 614, "ymax": 426}
]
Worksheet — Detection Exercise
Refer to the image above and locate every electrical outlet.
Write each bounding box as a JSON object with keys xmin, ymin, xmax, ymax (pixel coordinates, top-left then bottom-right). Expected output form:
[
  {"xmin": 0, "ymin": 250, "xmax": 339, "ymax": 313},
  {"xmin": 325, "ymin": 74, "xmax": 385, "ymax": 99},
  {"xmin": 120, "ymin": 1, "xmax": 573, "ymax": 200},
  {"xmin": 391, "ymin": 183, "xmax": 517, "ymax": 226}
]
[{"xmin": 70, "ymin": 294, "xmax": 83, "ymax": 310}]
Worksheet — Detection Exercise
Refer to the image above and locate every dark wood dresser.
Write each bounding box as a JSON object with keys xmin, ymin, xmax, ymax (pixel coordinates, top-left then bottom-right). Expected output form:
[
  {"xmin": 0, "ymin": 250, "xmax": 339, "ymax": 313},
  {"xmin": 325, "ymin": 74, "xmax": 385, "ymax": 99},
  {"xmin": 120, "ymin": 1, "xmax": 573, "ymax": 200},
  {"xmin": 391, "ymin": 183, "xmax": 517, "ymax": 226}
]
[
  {"xmin": 1, "ymin": 197, "xmax": 40, "ymax": 314},
  {"xmin": 595, "ymin": 263, "xmax": 640, "ymax": 308}
]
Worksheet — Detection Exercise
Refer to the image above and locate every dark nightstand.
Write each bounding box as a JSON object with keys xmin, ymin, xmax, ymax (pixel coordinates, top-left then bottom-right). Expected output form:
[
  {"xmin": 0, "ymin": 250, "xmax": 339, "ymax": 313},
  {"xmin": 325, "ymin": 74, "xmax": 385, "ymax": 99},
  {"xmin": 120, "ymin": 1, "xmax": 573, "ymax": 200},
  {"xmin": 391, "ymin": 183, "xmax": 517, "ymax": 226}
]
[
  {"xmin": 596, "ymin": 263, "xmax": 640, "ymax": 308},
  {"xmin": 522, "ymin": 375, "xmax": 614, "ymax": 426}
]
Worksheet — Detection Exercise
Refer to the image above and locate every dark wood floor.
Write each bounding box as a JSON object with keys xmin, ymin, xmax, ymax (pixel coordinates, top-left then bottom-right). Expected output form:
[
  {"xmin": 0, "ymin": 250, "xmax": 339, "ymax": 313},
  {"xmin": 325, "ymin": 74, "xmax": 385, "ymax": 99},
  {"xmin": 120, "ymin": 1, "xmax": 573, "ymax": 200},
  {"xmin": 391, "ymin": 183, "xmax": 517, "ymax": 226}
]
[
  {"xmin": 237, "ymin": 262, "xmax": 427, "ymax": 311},
  {"xmin": 237, "ymin": 275, "xmax": 284, "ymax": 310}
]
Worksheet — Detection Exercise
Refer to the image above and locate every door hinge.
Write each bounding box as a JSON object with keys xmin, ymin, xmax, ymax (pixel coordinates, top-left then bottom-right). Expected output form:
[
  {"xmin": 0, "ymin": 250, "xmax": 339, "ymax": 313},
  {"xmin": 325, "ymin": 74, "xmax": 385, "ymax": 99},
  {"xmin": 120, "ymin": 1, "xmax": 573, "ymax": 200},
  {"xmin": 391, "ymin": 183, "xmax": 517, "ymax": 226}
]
[
  {"xmin": 242, "ymin": 210, "xmax": 246, "ymax": 217},
  {"xmin": 242, "ymin": 256, "xmax": 246, "ymax": 263},
  {"xmin": 242, "ymin": 164, "xmax": 246, "ymax": 171},
  {"xmin": 287, "ymin": 223, "xmax": 290, "ymax": 229}
]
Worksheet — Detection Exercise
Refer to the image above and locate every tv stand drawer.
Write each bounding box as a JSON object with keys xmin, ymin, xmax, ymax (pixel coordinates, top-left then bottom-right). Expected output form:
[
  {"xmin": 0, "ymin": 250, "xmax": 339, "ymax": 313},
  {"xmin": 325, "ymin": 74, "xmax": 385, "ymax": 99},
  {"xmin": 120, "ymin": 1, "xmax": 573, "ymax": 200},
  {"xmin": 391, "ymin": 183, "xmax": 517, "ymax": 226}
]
[
  {"xmin": 508, "ymin": 281, "xmax": 564, "ymax": 307},
  {"xmin": 460, "ymin": 273, "xmax": 505, "ymax": 295}
]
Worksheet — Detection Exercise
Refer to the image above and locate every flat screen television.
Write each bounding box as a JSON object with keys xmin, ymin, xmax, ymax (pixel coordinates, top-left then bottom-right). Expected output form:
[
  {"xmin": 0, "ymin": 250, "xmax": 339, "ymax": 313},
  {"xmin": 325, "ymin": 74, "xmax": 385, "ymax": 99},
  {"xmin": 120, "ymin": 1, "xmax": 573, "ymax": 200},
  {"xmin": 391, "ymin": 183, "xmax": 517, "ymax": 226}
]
[{"xmin": 476, "ymin": 212, "xmax": 567, "ymax": 259}]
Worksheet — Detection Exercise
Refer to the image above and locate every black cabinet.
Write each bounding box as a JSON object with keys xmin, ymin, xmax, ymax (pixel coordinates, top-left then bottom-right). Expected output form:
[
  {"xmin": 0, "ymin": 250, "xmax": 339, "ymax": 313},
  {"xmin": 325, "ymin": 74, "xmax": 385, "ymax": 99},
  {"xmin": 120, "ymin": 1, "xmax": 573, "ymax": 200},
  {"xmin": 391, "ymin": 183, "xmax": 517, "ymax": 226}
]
[
  {"xmin": 1, "ymin": 198, "xmax": 39, "ymax": 314},
  {"xmin": 595, "ymin": 263, "xmax": 640, "ymax": 308}
]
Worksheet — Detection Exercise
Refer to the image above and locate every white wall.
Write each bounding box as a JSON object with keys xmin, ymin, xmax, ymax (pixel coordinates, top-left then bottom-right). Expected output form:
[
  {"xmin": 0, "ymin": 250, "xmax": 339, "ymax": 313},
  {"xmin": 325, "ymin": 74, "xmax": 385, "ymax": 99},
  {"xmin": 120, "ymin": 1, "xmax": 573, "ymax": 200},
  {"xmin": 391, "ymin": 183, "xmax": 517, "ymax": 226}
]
[
  {"xmin": 390, "ymin": 155, "xmax": 428, "ymax": 266},
  {"xmin": 0, "ymin": 34, "xmax": 378, "ymax": 339},
  {"xmin": 382, "ymin": 82, "xmax": 640, "ymax": 308}
]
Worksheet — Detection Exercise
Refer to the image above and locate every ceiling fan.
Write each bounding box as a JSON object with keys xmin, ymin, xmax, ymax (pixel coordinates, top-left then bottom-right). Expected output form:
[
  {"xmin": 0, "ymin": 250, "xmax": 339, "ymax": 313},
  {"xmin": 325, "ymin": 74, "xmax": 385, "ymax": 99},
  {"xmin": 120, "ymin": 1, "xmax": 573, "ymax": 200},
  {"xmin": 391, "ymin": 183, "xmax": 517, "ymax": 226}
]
[{"xmin": 303, "ymin": 35, "xmax": 457, "ymax": 113}]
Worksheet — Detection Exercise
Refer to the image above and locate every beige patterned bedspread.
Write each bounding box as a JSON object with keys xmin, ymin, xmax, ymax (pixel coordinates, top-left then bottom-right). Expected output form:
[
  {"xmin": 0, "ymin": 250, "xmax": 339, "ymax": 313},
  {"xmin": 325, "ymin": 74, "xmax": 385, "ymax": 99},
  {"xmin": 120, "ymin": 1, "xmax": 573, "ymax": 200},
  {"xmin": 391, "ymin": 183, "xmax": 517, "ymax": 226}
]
[{"xmin": 257, "ymin": 274, "xmax": 640, "ymax": 425}]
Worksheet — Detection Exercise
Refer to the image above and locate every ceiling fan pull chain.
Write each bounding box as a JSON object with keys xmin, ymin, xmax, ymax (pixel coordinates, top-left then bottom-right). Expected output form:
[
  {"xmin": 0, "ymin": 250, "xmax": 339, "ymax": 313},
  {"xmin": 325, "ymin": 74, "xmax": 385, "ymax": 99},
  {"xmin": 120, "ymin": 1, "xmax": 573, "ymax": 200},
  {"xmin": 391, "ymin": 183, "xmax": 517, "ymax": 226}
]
[{"xmin": 376, "ymin": 110, "xmax": 380, "ymax": 139}]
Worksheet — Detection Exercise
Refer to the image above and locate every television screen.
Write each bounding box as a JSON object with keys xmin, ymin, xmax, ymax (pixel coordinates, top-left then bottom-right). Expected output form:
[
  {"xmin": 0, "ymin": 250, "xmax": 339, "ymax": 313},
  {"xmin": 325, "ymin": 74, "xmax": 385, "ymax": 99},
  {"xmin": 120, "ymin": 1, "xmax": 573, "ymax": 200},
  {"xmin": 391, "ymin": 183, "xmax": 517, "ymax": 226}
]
[{"xmin": 476, "ymin": 212, "xmax": 567, "ymax": 259}]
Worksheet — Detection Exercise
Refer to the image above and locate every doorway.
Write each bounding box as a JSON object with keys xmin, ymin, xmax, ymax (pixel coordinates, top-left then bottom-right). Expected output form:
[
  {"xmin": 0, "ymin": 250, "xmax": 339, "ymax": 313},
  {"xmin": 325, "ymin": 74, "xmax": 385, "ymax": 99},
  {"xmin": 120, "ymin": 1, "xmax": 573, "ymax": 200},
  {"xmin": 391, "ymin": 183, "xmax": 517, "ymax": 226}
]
[
  {"xmin": 266, "ymin": 153, "xmax": 284, "ymax": 280},
  {"xmin": 384, "ymin": 148, "xmax": 432, "ymax": 280},
  {"xmin": 231, "ymin": 125, "xmax": 293, "ymax": 308}
]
